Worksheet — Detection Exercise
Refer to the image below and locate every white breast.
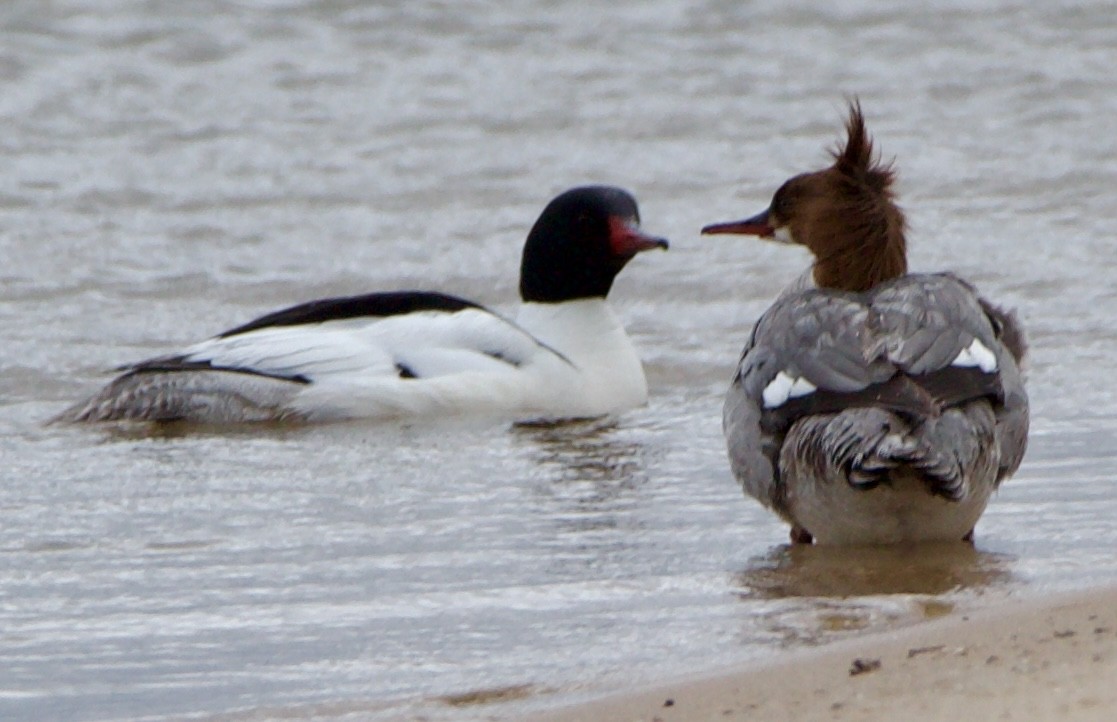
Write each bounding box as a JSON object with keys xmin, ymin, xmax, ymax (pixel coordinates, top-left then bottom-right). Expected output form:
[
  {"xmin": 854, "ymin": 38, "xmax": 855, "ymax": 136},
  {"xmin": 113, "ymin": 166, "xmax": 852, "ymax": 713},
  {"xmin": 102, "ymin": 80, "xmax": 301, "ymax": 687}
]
[{"xmin": 513, "ymin": 299, "xmax": 650, "ymax": 417}]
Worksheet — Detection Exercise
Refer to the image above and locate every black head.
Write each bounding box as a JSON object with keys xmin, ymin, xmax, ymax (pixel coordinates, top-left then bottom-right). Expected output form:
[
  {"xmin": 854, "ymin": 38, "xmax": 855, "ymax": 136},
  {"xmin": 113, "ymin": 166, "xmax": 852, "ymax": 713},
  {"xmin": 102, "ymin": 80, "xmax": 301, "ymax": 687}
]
[{"xmin": 519, "ymin": 186, "xmax": 669, "ymax": 303}]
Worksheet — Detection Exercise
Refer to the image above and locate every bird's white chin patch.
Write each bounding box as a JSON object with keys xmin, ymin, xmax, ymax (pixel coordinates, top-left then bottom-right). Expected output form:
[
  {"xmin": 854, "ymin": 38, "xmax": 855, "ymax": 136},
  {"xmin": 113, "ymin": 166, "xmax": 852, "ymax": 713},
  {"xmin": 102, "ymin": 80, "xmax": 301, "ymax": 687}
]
[{"xmin": 770, "ymin": 226, "xmax": 796, "ymax": 245}]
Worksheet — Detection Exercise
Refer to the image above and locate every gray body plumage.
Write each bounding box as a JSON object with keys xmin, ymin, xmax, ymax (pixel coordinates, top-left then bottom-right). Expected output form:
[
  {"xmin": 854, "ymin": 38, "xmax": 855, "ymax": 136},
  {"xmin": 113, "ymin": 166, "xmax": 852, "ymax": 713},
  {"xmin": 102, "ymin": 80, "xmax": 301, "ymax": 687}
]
[
  {"xmin": 723, "ymin": 272, "xmax": 1028, "ymax": 544},
  {"xmin": 59, "ymin": 365, "xmax": 307, "ymax": 423}
]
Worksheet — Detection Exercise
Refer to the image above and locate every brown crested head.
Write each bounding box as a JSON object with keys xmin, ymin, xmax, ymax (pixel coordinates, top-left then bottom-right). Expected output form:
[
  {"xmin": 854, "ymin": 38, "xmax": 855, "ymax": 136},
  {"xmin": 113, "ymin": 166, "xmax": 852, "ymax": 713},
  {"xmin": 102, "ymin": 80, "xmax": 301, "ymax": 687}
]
[{"xmin": 702, "ymin": 100, "xmax": 908, "ymax": 293}]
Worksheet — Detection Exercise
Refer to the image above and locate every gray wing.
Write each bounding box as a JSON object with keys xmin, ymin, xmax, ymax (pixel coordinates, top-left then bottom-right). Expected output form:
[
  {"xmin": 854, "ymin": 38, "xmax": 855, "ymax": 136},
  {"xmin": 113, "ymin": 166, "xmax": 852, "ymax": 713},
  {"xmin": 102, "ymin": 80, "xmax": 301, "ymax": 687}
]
[
  {"xmin": 724, "ymin": 290, "xmax": 895, "ymax": 516},
  {"xmin": 723, "ymin": 274, "xmax": 1029, "ymax": 514},
  {"xmin": 872, "ymin": 273, "xmax": 1001, "ymax": 374},
  {"xmin": 976, "ymin": 295, "xmax": 1030, "ymax": 481},
  {"xmin": 748, "ymin": 289, "xmax": 892, "ymax": 394},
  {"xmin": 872, "ymin": 273, "xmax": 1029, "ymax": 483}
]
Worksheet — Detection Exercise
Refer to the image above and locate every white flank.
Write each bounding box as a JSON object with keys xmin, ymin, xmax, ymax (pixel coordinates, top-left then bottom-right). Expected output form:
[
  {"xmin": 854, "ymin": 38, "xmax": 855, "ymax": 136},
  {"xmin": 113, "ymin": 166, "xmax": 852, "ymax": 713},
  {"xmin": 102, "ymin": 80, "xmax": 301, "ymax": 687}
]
[
  {"xmin": 129, "ymin": 299, "xmax": 651, "ymax": 422},
  {"xmin": 951, "ymin": 338, "xmax": 998, "ymax": 373}
]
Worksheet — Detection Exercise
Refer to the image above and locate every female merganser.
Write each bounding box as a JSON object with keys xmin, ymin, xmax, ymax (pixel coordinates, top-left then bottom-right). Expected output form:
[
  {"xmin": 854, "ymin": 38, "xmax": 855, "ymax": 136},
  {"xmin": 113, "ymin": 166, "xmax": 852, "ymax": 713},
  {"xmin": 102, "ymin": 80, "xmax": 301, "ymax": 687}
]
[
  {"xmin": 702, "ymin": 103, "xmax": 1029, "ymax": 545},
  {"xmin": 58, "ymin": 186, "xmax": 668, "ymax": 424}
]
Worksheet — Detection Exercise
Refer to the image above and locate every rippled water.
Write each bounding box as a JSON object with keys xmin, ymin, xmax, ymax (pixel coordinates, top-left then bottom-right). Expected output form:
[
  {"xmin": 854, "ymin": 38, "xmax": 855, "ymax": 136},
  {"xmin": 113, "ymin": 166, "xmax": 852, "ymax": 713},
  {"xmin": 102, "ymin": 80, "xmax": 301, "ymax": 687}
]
[{"xmin": 3, "ymin": 1, "xmax": 1117, "ymax": 720}]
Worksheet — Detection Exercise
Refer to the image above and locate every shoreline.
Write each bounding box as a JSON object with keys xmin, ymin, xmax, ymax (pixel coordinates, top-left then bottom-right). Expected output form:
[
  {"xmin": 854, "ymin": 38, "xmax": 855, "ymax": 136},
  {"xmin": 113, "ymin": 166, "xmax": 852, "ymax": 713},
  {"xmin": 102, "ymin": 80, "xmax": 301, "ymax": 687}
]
[{"xmin": 521, "ymin": 585, "xmax": 1117, "ymax": 722}]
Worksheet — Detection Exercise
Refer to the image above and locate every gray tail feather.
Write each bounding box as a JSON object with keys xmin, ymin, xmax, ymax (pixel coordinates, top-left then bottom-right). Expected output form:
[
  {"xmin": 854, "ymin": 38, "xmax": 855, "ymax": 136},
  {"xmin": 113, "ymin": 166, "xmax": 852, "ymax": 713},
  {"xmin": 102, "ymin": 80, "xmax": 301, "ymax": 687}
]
[
  {"xmin": 53, "ymin": 370, "xmax": 304, "ymax": 424},
  {"xmin": 800, "ymin": 408, "xmax": 968, "ymax": 500},
  {"xmin": 840, "ymin": 406, "xmax": 997, "ymax": 501},
  {"xmin": 850, "ymin": 433, "xmax": 966, "ymax": 501}
]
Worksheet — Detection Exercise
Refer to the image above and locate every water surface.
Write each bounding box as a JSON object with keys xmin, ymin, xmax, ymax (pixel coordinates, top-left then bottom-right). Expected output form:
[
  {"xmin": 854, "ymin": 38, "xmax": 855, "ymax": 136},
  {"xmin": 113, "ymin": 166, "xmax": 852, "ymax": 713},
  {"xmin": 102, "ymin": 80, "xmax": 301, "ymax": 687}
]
[{"xmin": 2, "ymin": 1, "xmax": 1117, "ymax": 720}]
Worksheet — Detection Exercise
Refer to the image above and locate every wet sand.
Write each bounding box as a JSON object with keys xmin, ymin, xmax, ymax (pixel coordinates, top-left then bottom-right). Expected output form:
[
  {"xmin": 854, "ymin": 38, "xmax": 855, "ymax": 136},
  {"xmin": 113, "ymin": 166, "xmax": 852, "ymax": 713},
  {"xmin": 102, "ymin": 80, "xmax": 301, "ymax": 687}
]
[{"xmin": 531, "ymin": 585, "xmax": 1117, "ymax": 722}]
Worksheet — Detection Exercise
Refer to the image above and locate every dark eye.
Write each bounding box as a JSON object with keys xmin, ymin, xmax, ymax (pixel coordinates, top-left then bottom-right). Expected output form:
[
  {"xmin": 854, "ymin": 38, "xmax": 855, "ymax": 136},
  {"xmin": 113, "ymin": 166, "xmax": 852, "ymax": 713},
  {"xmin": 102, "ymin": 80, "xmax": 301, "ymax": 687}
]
[
  {"xmin": 771, "ymin": 175, "xmax": 807, "ymax": 218},
  {"xmin": 772, "ymin": 184, "xmax": 793, "ymax": 216},
  {"xmin": 573, "ymin": 211, "xmax": 598, "ymax": 234}
]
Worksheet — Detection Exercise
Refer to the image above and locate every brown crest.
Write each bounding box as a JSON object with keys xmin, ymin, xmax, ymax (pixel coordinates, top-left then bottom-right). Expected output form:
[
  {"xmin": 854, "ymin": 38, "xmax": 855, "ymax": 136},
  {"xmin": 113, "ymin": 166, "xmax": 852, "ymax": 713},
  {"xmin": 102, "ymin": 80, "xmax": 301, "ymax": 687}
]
[
  {"xmin": 831, "ymin": 100, "xmax": 897, "ymax": 195},
  {"xmin": 806, "ymin": 100, "xmax": 907, "ymax": 291}
]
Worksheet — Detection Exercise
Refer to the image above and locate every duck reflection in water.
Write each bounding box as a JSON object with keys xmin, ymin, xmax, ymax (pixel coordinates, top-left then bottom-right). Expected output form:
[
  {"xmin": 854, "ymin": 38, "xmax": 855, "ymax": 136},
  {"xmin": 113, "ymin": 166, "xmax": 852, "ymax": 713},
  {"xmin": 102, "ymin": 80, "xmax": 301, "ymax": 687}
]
[
  {"xmin": 736, "ymin": 543, "xmax": 1013, "ymax": 599},
  {"xmin": 516, "ymin": 417, "xmax": 649, "ymax": 497},
  {"xmin": 732, "ymin": 543, "xmax": 1014, "ymax": 645},
  {"xmin": 515, "ymin": 418, "xmax": 652, "ymax": 559}
]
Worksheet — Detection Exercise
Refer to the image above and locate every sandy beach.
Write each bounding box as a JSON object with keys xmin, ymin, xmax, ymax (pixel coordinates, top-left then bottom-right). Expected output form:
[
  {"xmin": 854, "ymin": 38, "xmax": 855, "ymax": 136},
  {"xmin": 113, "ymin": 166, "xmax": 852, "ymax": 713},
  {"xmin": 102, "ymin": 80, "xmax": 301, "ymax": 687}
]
[{"xmin": 530, "ymin": 585, "xmax": 1117, "ymax": 722}]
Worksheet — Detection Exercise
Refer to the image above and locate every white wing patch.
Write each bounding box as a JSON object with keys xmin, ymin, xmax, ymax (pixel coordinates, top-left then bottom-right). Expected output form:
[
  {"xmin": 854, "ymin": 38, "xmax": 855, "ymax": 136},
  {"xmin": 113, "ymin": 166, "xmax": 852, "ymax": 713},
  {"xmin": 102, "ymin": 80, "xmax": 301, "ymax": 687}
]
[
  {"xmin": 177, "ymin": 308, "xmax": 543, "ymax": 383},
  {"xmin": 762, "ymin": 371, "xmax": 818, "ymax": 408},
  {"xmin": 951, "ymin": 338, "xmax": 998, "ymax": 373}
]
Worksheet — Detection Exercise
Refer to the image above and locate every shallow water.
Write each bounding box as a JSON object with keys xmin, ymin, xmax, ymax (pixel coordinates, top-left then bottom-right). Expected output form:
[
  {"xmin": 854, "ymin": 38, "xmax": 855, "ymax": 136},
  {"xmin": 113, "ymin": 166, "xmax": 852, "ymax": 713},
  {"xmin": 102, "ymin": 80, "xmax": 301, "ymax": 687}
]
[{"xmin": 2, "ymin": 1, "xmax": 1117, "ymax": 720}]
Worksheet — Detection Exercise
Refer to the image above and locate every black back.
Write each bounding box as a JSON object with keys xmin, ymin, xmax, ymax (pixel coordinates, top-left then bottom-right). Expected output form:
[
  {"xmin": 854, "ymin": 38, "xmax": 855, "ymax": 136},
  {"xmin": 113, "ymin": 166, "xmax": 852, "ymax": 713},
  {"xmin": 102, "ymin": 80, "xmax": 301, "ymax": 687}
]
[{"xmin": 218, "ymin": 291, "xmax": 482, "ymax": 338}]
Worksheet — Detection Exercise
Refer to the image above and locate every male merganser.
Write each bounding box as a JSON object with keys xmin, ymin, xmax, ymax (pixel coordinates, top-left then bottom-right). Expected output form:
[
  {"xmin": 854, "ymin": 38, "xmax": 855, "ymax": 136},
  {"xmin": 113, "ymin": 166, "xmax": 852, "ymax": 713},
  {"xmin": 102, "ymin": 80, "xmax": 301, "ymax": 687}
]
[
  {"xmin": 702, "ymin": 103, "xmax": 1029, "ymax": 545},
  {"xmin": 58, "ymin": 186, "xmax": 668, "ymax": 424}
]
